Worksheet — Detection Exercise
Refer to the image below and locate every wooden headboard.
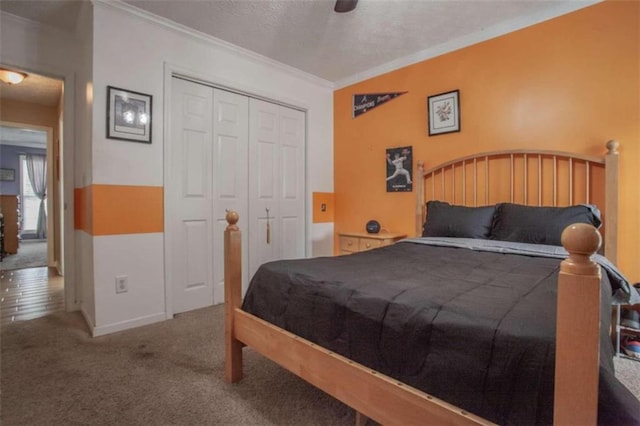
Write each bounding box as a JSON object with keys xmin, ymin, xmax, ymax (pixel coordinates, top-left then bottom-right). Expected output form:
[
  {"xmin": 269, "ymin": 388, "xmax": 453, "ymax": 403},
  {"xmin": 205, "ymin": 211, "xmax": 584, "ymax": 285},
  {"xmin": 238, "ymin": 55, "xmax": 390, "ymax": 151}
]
[{"xmin": 415, "ymin": 140, "xmax": 619, "ymax": 263}]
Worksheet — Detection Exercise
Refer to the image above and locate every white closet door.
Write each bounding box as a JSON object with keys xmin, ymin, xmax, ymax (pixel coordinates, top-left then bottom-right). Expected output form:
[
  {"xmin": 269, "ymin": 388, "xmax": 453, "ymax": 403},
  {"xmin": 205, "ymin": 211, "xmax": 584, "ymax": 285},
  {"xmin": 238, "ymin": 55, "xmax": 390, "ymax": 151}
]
[
  {"xmin": 170, "ymin": 80, "xmax": 249, "ymax": 313},
  {"xmin": 249, "ymin": 99, "xmax": 306, "ymax": 279},
  {"xmin": 278, "ymin": 106, "xmax": 306, "ymax": 261},
  {"xmin": 249, "ymin": 99, "xmax": 280, "ymax": 279},
  {"xmin": 170, "ymin": 78, "xmax": 214, "ymax": 314},
  {"xmin": 168, "ymin": 78, "xmax": 304, "ymax": 313},
  {"xmin": 211, "ymin": 89, "xmax": 249, "ymax": 302}
]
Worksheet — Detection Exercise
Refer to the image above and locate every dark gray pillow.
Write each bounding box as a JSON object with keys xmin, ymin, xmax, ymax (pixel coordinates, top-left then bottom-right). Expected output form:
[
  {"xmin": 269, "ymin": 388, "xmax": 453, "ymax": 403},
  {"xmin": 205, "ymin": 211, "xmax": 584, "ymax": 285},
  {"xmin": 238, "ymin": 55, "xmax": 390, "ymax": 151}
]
[
  {"xmin": 422, "ymin": 201, "xmax": 496, "ymax": 239},
  {"xmin": 490, "ymin": 203, "xmax": 602, "ymax": 246}
]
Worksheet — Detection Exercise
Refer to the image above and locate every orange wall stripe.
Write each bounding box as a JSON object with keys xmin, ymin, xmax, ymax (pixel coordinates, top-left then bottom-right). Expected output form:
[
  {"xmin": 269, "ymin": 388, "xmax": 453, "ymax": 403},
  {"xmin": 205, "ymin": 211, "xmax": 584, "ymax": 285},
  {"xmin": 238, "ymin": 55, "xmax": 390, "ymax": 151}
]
[{"xmin": 91, "ymin": 185, "xmax": 163, "ymax": 236}]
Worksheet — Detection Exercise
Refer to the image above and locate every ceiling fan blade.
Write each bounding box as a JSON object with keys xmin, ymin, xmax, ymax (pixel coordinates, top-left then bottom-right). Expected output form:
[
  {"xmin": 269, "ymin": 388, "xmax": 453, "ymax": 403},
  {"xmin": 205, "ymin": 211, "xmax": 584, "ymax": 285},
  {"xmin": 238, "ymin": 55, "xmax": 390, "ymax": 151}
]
[{"xmin": 334, "ymin": 0, "xmax": 358, "ymax": 13}]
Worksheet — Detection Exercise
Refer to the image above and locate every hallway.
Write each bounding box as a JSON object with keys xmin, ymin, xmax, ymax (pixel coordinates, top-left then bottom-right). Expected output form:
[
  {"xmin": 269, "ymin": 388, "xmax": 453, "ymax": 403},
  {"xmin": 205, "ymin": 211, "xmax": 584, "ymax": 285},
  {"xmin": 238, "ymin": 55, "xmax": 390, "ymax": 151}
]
[
  {"xmin": 0, "ymin": 240, "xmax": 47, "ymax": 270},
  {"xmin": 1, "ymin": 267, "xmax": 64, "ymax": 325}
]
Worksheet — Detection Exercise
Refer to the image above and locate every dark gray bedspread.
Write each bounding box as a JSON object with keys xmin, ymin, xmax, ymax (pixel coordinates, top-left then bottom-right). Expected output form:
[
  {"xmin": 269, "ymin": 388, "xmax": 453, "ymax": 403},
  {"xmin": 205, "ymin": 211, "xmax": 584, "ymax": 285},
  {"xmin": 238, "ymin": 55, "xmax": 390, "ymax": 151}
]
[{"xmin": 242, "ymin": 241, "xmax": 640, "ymax": 425}]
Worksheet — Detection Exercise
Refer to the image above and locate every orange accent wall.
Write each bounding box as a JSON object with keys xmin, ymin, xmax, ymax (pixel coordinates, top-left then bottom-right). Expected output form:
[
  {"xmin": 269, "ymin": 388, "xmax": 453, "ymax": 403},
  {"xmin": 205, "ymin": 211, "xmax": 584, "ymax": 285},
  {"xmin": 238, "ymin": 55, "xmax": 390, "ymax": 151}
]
[
  {"xmin": 334, "ymin": 1, "xmax": 639, "ymax": 281},
  {"xmin": 313, "ymin": 192, "xmax": 335, "ymax": 223},
  {"xmin": 74, "ymin": 184, "xmax": 163, "ymax": 235}
]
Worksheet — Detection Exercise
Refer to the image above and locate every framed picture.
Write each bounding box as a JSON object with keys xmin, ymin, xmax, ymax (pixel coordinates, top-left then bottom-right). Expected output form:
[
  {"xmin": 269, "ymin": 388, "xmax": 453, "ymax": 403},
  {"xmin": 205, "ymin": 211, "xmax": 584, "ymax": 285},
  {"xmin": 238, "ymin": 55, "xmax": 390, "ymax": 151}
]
[
  {"xmin": 107, "ymin": 86, "xmax": 152, "ymax": 143},
  {"xmin": 427, "ymin": 89, "xmax": 460, "ymax": 136},
  {"xmin": 0, "ymin": 168, "xmax": 15, "ymax": 181},
  {"xmin": 386, "ymin": 146, "xmax": 413, "ymax": 192}
]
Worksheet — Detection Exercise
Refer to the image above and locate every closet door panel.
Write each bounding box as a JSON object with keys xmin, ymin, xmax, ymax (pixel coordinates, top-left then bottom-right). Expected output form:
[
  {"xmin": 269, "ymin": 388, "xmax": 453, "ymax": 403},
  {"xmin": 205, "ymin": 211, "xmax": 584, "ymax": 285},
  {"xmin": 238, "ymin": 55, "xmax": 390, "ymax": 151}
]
[
  {"xmin": 170, "ymin": 78, "xmax": 214, "ymax": 314},
  {"xmin": 281, "ymin": 217, "xmax": 300, "ymax": 260},
  {"xmin": 257, "ymin": 142, "xmax": 277, "ymax": 198},
  {"xmin": 169, "ymin": 77, "xmax": 306, "ymax": 313},
  {"xmin": 212, "ymin": 89, "xmax": 249, "ymax": 302},
  {"xmin": 249, "ymin": 99, "xmax": 280, "ymax": 279},
  {"xmin": 278, "ymin": 106, "xmax": 306, "ymax": 260}
]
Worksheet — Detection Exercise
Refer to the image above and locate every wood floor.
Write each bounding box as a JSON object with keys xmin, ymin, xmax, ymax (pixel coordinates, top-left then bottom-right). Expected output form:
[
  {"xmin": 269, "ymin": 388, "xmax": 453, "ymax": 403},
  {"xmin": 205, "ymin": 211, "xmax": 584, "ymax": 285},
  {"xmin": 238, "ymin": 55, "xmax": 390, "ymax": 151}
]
[{"xmin": 1, "ymin": 267, "xmax": 64, "ymax": 325}]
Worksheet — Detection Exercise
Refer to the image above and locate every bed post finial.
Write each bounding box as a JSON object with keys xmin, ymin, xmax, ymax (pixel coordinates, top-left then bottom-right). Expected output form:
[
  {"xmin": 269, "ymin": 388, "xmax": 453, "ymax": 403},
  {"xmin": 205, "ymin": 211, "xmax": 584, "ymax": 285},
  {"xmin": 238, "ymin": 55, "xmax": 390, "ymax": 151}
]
[
  {"xmin": 225, "ymin": 210, "xmax": 243, "ymax": 383},
  {"xmin": 226, "ymin": 210, "xmax": 239, "ymax": 230},
  {"xmin": 561, "ymin": 223, "xmax": 601, "ymax": 274},
  {"xmin": 555, "ymin": 223, "xmax": 601, "ymax": 426},
  {"xmin": 606, "ymin": 139, "xmax": 619, "ymax": 155}
]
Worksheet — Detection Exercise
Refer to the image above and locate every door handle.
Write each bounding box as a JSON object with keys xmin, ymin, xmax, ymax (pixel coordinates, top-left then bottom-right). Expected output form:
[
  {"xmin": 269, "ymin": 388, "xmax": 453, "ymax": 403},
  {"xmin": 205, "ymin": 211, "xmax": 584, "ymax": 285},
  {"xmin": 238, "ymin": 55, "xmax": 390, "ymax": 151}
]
[{"xmin": 265, "ymin": 208, "xmax": 270, "ymax": 244}]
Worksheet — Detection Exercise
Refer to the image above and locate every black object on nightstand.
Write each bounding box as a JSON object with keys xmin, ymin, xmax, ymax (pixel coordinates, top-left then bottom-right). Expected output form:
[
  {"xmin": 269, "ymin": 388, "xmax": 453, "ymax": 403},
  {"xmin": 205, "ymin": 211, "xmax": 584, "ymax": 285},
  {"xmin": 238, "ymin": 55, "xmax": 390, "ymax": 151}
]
[{"xmin": 365, "ymin": 220, "xmax": 380, "ymax": 234}]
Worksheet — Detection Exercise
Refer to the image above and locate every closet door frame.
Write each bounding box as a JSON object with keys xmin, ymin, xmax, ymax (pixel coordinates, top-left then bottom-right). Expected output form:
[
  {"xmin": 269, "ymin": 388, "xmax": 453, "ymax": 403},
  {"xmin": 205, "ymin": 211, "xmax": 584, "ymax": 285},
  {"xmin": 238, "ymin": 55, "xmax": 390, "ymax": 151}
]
[{"xmin": 163, "ymin": 63, "xmax": 310, "ymax": 318}]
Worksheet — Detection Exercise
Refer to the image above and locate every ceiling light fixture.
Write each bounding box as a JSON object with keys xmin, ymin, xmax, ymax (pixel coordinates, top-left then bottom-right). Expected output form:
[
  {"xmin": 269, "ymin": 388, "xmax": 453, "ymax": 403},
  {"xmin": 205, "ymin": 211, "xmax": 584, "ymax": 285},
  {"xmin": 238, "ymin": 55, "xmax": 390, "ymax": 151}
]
[{"xmin": 0, "ymin": 69, "xmax": 27, "ymax": 85}]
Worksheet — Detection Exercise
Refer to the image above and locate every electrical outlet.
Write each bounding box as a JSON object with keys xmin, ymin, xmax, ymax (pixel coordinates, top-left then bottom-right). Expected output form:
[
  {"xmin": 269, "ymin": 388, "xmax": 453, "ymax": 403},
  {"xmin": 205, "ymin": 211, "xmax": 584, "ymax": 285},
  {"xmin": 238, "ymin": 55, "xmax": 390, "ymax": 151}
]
[{"xmin": 115, "ymin": 275, "xmax": 128, "ymax": 294}]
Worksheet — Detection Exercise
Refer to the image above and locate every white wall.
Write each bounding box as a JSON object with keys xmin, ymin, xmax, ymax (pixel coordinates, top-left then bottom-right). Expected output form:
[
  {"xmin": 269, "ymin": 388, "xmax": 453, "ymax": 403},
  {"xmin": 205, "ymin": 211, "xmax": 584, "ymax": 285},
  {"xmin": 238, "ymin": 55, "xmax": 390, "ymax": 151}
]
[
  {"xmin": 311, "ymin": 222, "xmax": 334, "ymax": 258},
  {"xmin": 93, "ymin": 233, "xmax": 165, "ymax": 336},
  {"xmin": 89, "ymin": 2, "xmax": 334, "ymax": 333},
  {"xmin": 77, "ymin": 231, "xmax": 95, "ymax": 330}
]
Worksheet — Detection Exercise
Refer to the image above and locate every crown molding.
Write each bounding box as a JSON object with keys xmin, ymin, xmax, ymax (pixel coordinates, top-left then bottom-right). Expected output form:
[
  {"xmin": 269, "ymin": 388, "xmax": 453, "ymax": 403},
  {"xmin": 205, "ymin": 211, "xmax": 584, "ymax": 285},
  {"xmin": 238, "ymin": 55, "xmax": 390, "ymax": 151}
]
[
  {"xmin": 94, "ymin": 0, "xmax": 334, "ymax": 90},
  {"xmin": 334, "ymin": 0, "xmax": 601, "ymax": 89}
]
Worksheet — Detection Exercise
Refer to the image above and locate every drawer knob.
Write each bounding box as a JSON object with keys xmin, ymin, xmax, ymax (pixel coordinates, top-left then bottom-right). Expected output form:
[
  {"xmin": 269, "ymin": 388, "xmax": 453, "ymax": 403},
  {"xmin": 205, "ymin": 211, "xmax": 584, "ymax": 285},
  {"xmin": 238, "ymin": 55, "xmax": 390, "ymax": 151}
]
[
  {"xmin": 366, "ymin": 243, "xmax": 371, "ymax": 248},
  {"xmin": 347, "ymin": 241, "xmax": 353, "ymax": 246}
]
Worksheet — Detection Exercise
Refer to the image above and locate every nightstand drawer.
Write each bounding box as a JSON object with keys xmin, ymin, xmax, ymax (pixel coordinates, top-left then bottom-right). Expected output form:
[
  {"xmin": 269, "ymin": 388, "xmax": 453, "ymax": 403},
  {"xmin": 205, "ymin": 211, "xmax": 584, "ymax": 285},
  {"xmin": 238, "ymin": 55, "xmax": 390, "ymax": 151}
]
[
  {"xmin": 339, "ymin": 235, "xmax": 359, "ymax": 252},
  {"xmin": 359, "ymin": 238, "xmax": 383, "ymax": 251},
  {"xmin": 337, "ymin": 231, "xmax": 407, "ymax": 255}
]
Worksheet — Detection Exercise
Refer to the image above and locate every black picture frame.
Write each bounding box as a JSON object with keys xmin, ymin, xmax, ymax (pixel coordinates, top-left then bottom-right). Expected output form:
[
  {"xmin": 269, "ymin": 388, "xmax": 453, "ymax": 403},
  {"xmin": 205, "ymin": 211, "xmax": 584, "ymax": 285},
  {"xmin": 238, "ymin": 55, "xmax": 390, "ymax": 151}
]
[
  {"xmin": 386, "ymin": 146, "xmax": 413, "ymax": 192},
  {"xmin": 106, "ymin": 86, "xmax": 152, "ymax": 144},
  {"xmin": 0, "ymin": 168, "xmax": 15, "ymax": 181},
  {"xmin": 427, "ymin": 89, "xmax": 460, "ymax": 136}
]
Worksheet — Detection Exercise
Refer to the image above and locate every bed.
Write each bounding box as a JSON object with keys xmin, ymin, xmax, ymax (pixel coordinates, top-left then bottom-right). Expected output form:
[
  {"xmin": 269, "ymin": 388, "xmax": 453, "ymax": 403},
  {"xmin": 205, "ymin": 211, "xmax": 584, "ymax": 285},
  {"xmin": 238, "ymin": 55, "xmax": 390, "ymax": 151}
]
[{"xmin": 223, "ymin": 141, "xmax": 640, "ymax": 425}]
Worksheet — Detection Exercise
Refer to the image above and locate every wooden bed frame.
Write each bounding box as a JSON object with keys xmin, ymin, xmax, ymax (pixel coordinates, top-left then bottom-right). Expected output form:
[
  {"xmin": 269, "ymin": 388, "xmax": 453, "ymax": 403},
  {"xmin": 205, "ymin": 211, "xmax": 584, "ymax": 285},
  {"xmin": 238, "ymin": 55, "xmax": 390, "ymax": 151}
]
[
  {"xmin": 415, "ymin": 141, "xmax": 619, "ymax": 265},
  {"xmin": 224, "ymin": 141, "xmax": 620, "ymax": 425}
]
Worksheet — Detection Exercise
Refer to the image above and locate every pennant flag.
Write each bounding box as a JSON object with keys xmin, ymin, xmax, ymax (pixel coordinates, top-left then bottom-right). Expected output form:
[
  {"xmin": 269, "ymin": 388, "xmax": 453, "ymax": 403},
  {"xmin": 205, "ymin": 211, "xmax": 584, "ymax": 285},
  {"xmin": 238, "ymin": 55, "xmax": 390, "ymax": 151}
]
[{"xmin": 352, "ymin": 92, "xmax": 407, "ymax": 118}]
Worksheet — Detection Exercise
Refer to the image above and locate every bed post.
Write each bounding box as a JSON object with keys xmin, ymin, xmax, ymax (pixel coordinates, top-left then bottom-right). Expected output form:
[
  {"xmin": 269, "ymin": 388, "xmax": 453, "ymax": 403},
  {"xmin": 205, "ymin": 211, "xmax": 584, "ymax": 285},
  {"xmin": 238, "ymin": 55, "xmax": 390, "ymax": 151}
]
[
  {"xmin": 416, "ymin": 160, "xmax": 425, "ymax": 236},
  {"xmin": 604, "ymin": 140, "xmax": 618, "ymax": 265},
  {"xmin": 555, "ymin": 223, "xmax": 602, "ymax": 426},
  {"xmin": 224, "ymin": 210, "xmax": 243, "ymax": 383}
]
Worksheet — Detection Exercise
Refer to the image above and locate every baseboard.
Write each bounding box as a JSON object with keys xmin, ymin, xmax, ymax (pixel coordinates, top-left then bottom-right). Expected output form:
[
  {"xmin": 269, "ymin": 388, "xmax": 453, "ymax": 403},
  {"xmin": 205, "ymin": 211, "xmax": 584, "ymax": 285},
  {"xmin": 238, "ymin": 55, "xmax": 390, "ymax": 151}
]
[{"xmin": 91, "ymin": 312, "xmax": 167, "ymax": 337}]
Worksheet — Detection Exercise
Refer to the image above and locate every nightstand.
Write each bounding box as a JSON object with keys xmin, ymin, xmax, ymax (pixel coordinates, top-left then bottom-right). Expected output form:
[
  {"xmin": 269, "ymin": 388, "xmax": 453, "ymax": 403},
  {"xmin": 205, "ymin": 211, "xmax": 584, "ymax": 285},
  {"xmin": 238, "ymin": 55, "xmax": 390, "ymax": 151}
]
[{"xmin": 338, "ymin": 231, "xmax": 407, "ymax": 255}]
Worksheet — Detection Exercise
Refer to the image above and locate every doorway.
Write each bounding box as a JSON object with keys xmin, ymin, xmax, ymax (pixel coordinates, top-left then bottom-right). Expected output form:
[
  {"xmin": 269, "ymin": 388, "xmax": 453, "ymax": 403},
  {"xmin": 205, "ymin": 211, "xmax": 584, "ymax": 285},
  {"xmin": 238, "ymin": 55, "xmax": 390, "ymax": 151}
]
[{"xmin": 0, "ymin": 69, "xmax": 66, "ymax": 321}]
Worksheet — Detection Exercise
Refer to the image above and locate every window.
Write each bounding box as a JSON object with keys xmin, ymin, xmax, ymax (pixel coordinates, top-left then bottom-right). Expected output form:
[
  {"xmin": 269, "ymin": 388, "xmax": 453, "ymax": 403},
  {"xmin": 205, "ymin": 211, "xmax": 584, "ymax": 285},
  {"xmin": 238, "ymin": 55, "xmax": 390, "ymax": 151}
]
[{"xmin": 20, "ymin": 155, "xmax": 45, "ymax": 235}]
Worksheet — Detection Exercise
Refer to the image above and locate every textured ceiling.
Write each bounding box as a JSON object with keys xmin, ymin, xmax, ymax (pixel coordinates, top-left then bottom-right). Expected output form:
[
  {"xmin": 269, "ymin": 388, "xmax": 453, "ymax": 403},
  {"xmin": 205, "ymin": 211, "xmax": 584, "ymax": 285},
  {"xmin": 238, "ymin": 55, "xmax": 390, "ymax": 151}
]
[
  {"xmin": 0, "ymin": 72, "xmax": 63, "ymax": 108},
  {"xmin": 0, "ymin": 0, "xmax": 597, "ymax": 86},
  {"xmin": 123, "ymin": 0, "xmax": 596, "ymax": 83}
]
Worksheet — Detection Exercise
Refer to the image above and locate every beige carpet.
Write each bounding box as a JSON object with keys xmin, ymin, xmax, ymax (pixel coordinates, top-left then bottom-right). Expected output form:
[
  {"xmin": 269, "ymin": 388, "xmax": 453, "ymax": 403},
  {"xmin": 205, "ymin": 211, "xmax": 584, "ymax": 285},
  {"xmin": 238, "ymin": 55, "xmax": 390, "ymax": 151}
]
[
  {"xmin": 1, "ymin": 305, "xmax": 353, "ymax": 425},
  {"xmin": 1, "ymin": 305, "xmax": 638, "ymax": 425},
  {"xmin": 0, "ymin": 240, "xmax": 47, "ymax": 270}
]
